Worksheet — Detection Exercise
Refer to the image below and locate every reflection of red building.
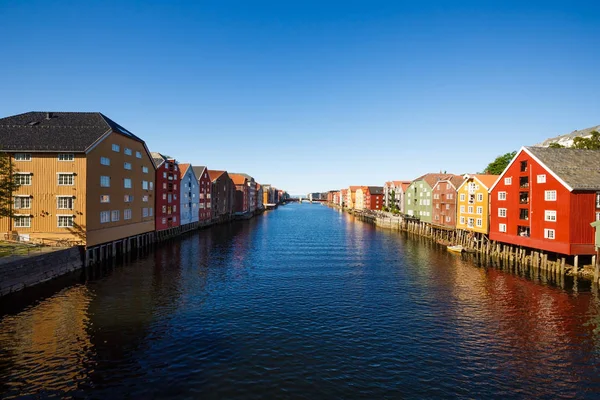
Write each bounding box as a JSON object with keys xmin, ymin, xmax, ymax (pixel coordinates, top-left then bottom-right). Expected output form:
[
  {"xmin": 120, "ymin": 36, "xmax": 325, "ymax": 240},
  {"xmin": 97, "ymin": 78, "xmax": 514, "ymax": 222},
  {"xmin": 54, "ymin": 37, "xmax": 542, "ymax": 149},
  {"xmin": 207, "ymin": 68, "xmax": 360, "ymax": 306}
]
[
  {"xmin": 490, "ymin": 146, "xmax": 600, "ymax": 256},
  {"xmin": 151, "ymin": 152, "xmax": 180, "ymax": 231},
  {"xmin": 192, "ymin": 166, "xmax": 212, "ymax": 224}
]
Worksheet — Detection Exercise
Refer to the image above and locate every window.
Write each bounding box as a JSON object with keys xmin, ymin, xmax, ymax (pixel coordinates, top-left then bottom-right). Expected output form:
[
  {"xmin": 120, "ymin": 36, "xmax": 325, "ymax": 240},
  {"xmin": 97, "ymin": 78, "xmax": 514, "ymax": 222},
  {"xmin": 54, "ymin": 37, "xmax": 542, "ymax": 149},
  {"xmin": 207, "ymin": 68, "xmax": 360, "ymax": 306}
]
[
  {"xmin": 174, "ymin": 216, "xmax": 177, "ymax": 222},
  {"xmin": 445, "ymin": 216, "xmax": 451, "ymax": 222},
  {"xmin": 448, "ymin": 194, "xmax": 453, "ymax": 200},
  {"xmin": 596, "ymin": 192, "xmax": 600, "ymax": 208},
  {"xmin": 124, "ymin": 148, "xmax": 132, "ymax": 156},
  {"xmin": 468, "ymin": 206, "xmax": 474, "ymax": 213},
  {"xmin": 460, "ymin": 194, "xmax": 465, "ymax": 201},
  {"xmin": 544, "ymin": 229, "xmax": 555, "ymax": 239},
  {"xmin": 476, "ymin": 218, "xmax": 482, "ymax": 227},
  {"xmin": 446, "ymin": 204, "xmax": 450, "ymax": 210},
  {"xmin": 100, "ymin": 211, "xmax": 110, "ymax": 223},
  {"xmin": 124, "ymin": 209, "xmax": 132, "ymax": 220},
  {"xmin": 136, "ymin": 151, "xmax": 142, "ymax": 158},
  {"xmin": 124, "ymin": 178, "xmax": 132, "ymax": 188},
  {"xmin": 14, "ymin": 215, "xmax": 31, "ymax": 227},
  {"xmin": 143, "ymin": 195, "xmax": 149, "ymax": 202},
  {"xmin": 14, "ymin": 196, "xmax": 31, "ymax": 209},
  {"xmin": 149, "ymin": 182, "xmax": 153, "ymax": 190},
  {"xmin": 162, "ymin": 217, "xmax": 166, "ymax": 224},
  {"xmin": 477, "ymin": 193, "xmax": 483, "ymax": 202},
  {"xmin": 498, "ymin": 192, "xmax": 507, "ymax": 200},
  {"xmin": 162, "ymin": 205, "xmax": 167, "ymax": 213},
  {"xmin": 149, "ymin": 207, "xmax": 153, "ymax": 216},
  {"xmin": 101, "ymin": 157, "xmax": 110, "ymax": 166},
  {"xmin": 545, "ymin": 210, "xmax": 557, "ymax": 222},
  {"xmin": 537, "ymin": 174, "xmax": 546, "ymax": 183},
  {"xmin": 57, "ymin": 215, "xmax": 74, "ymax": 228},
  {"xmin": 596, "ymin": 212, "xmax": 600, "ymax": 221},
  {"xmin": 519, "ymin": 176, "xmax": 529, "ymax": 188},
  {"xmin": 15, "ymin": 173, "xmax": 32, "ymax": 185},
  {"xmin": 162, "ymin": 193, "xmax": 167, "ymax": 200},
  {"xmin": 545, "ymin": 190, "xmax": 557, "ymax": 201},
  {"xmin": 100, "ymin": 176, "xmax": 110, "ymax": 187},
  {"xmin": 124, "ymin": 162, "xmax": 132, "ymax": 170},
  {"xmin": 112, "ymin": 144, "xmax": 120, "ymax": 152},
  {"xmin": 57, "ymin": 173, "xmax": 74, "ymax": 185},
  {"xmin": 504, "ymin": 177, "xmax": 512, "ymax": 185},
  {"xmin": 460, "ymin": 216, "xmax": 465, "ymax": 224},
  {"xmin": 163, "ymin": 172, "xmax": 167, "ymax": 178},
  {"xmin": 519, "ymin": 208, "xmax": 529, "ymax": 220},
  {"xmin": 111, "ymin": 210, "xmax": 120, "ymax": 222},
  {"xmin": 173, "ymin": 205, "xmax": 177, "ymax": 212},
  {"xmin": 143, "ymin": 208, "xmax": 149, "ymax": 217},
  {"xmin": 499, "ymin": 223, "xmax": 507, "ymax": 232},
  {"xmin": 100, "ymin": 195, "xmax": 110, "ymax": 203},
  {"xmin": 520, "ymin": 161, "xmax": 527, "ymax": 172},
  {"xmin": 124, "ymin": 195, "xmax": 134, "ymax": 203},
  {"xmin": 58, "ymin": 153, "xmax": 74, "ymax": 161},
  {"xmin": 460, "ymin": 205, "xmax": 465, "ymax": 213},
  {"xmin": 15, "ymin": 153, "xmax": 31, "ymax": 161},
  {"xmin": 498, "ymin": 208, "xmax": 507, "ymax": 217},
  {"xmin": 57, "ymin": 196, "xmax": 74, "ymax": 209},
  {"xmin": 142, "ymin": 181, "xmax": 149, "ymax": 190},
  {"xmin": 476, "ymin": 206, "xmax": 483, "ymax": 215},
  {"xmin": 142, "ymin": 166, "xmax": 149, "ymax": 173}
]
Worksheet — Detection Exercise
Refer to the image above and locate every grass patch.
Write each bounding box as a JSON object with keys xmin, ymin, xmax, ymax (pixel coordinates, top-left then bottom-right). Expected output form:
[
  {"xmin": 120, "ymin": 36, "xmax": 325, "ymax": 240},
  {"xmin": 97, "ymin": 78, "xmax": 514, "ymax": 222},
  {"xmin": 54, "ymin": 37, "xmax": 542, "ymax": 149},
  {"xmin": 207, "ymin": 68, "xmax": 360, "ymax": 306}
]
[{"xmin": 0, "ymin": 241, "xmax": 42, "ymax": 258}]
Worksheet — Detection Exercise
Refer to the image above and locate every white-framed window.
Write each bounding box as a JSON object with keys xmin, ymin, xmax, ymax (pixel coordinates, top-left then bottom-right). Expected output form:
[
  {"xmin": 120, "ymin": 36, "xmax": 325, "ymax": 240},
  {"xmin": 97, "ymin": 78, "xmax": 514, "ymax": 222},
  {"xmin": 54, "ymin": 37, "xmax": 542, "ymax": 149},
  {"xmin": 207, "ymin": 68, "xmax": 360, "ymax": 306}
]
[
  {"xmin": 448, "ymin": 193, "xmax": 453, "ymax": 200},
  {"xmin": 149, "ymin": 182, "xmax": 153, "ymax": 190},
  {"xmin": 57, "ymin": 196, "xmax": 74, "ymax": 209},
  {"xmin": 100, "ymin": 195, "xmax": 110, "ymax": 203},
  {"xmin": 476, "ymin": 218, "xmax": 482, "ymax": 227},
  {"xmin": 15, "ymin": 173, "xmax": 32, "ymax": 185},
  {"xmin": 57, "ymin": 173, "xmax": 74, "ymax": 185},
  {"xmin": 476, "ymin": 206, "xmax": 483, "ymax": 215},
  {"xmin": 136, "ymin": 151, "xmax": 142, "ymax": 158},
  {"xmin": 537, "ymin": 174, "xmax": 546, "ymax": 183},
  {"xmin": 545, "ymin": 210, "xmax": 557, "ymax": 221},
  {"xmin": 143, "ymin": 195, "xmax": 149, "ymax": 202},
  {"xmin": 124, "ymin": 209, "xmax": 132, "ymax": 220},
  {"xmin": 460, "ymin": 194, "xmax": 465, "ymax": 201},
  {"xmin": 467, "ymin": 205, "xmax": 474, "ymax": 213},
  {"xmin": 142, "ymin": 181, "xmax": 149, "ymax": 190},
  {"xmin": 100, "ymin": 176, "xmax": 110, "ymax": 187},
  {"xmin": 58, "ymin": 153, "xmax": 74, "ymax": 161},
  {"xmin": 173, "ymin": 205, "xmax": 177, "ymax": 212},
  {"xmin": 504, "ymin": 177, "xmax": 512, "ymax": 185},
  {"xmin": 57, "ymin": 215, "xmax": 74, "ymax": 228},
  {"xmin": 162, "ymin": 217, "xmax": 166, "ymax": 224},
  {"xmin": 124, "ymin": 162, "xmax": 132, "ymax": 170},
  {"xmin": 111, "ymin": 210, "xmax": 120, "ymax": 222},
  {"xmin": 124, "ymin": 178, "xmax": 132, "ymax": 188},
  {"xmin": 142, "ymin": 166, "xmax": 149, "ymax": 173},
  {"xmin": 446, "ymin": 204, "xmax": 450, "ymax": 210},
  {"xmin": 596, "ymin": 212, "xmax": 600, "ymax": 221},
  {"xmin": 499, "ymin": 223, "xmax": 507, "ymax": 232},
  {"xmin": 460, "ymin": 216, "xmax": 465, "ymax": 224},
  {"xmin": 163, "ymin": 172, "xmax": 167, "ymax": 178},
  {"xmin": 142, "ymin": 208, "xmax": 149, "ymax": 217},
  {"xmin": 124, "ymin": 148, "xmax": 132, "ymax": 156},
  {"xmin": 149, "ymin": 207, "xmax": 153, "ymax": 216},
  {"xmin": 13, "ymin": 196, "xmax": 31, "ymax": 209},
  {"xmin": 498, "ymin": 208, "xmax": 507, "ymax": 217},
  {"xmin": 100, "ymin": 157, "xmax": 110, "ymax": 166},
  {"xmin": 445, "ymin": 216, "xmax": 451, "ymax": 222},
  {"xmin": 173, "ymin": 216, "xmax": 177, "ymax": 222},
  {"xmin": 124, "ymin": 195, "xmax": 133, "ymax": 203},
  {"xmin": 545, "ymin": 190, "xmax": 557, "ymax": 201},
  {"xmin": 112, "ymin": 144, "xmax": 120, "ymax": 152},
  {"xmin": 477, "ymin": 193, "xmax": 483, "ymax": 202},
  {"xmin": 100, "ymin": 211, "xmax": 110, "ymax": 223},
  {"xmin": 14, "ymin": 215, "xmax": 31, "ymax": 227},
  {"xmin": 498, "ymin": 192, "xmax": 507, "ymax": 200},
  {"xmin": 15, "ymin": 153, "xmax": 31, "ymax": 161},
  {"xmin": 460, "ymin": 205, "xmax": 465, "ymax": 213},
  {"xmin": 544, "ymin": 229, "xmax": 555, "ymax": 239}
]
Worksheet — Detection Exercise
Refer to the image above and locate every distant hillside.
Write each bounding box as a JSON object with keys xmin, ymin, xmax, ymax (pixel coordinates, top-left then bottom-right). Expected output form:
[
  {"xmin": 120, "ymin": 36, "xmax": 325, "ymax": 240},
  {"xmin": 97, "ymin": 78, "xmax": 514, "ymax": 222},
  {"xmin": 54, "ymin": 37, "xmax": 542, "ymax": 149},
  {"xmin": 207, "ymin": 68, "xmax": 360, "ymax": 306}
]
[{"xmin": 535, "ymin": 124, "xmax": 600, "ymax": 147}]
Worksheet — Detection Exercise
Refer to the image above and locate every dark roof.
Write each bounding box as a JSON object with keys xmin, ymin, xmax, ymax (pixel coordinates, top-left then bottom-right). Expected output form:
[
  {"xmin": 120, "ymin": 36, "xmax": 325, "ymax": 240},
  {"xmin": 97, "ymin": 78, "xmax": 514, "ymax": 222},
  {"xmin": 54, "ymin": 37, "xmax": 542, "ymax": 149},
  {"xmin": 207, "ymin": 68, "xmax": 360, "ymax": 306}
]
[
  {"xmin": 0, "ymin": 111, "xmax": 144, "ymax": 152},
  {"xmin": 526, "ymin": 146, "xmax": 600, "ymax": 190},
  {"xmin": 368, "ymin": 186, "xmax": 384, "ymax": 195},
  {"xmin": 192, "ymin": 166, "xmax": 207, "ymax": 179},
  {"xmin": 150, "ymin": 152, "xmax": 167, "ymax": 168}
]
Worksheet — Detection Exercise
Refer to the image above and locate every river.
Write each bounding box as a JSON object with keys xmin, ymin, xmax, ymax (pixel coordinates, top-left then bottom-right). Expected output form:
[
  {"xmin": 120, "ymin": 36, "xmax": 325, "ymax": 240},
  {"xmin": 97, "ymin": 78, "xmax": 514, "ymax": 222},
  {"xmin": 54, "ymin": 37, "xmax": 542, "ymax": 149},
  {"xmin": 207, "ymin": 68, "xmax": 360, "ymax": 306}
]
[{"xmin": 1, "ymin": 203, "xmax": 600, "ymax": 399}]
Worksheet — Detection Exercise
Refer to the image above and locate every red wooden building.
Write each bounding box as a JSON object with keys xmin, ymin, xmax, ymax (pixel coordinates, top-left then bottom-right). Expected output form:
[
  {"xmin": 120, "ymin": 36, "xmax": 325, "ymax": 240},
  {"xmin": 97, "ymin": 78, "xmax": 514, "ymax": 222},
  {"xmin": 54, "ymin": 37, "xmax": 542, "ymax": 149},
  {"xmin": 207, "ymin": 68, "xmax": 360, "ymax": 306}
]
[
  {"xmin": 489, "ymin": 146, "xmax": 600, "ymax": 256},
  {"xmin": 365, "ymin": 187, "xmax": 384, "ymax": 210},
  {"xmin": 192, "ymin": 166, "xmax": 212, "ymax": 224},
  {"xmin": 151, "ymin": 152, "xmax": 180, "ymax": 231},
  {"xmin": 432, "ymin": 175, "xmax": 466, "ymax": 228},
  {"xmin": 229, "ymin": 174, "xmax": 249, "ymax": 215}
]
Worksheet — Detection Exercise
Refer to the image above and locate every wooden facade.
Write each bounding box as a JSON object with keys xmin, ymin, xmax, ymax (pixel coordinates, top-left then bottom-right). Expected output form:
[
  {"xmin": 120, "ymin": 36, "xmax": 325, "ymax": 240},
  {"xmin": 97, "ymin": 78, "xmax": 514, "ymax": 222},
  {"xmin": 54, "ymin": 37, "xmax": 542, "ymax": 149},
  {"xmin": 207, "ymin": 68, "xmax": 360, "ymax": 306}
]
[
  {"xmin": 152, "ymin": 153, "xmax": 180, "ymax": 232},
  {"xmin": 179, "ymin": 164, "xmax": 200, "ymax": 225},
  {"xmin": 431, "ymin": 176, "xmax": 465, "ymax": 228},
  {"xmin": 456, "ymin": 174, "xmax": 499, "ymax": 234}
]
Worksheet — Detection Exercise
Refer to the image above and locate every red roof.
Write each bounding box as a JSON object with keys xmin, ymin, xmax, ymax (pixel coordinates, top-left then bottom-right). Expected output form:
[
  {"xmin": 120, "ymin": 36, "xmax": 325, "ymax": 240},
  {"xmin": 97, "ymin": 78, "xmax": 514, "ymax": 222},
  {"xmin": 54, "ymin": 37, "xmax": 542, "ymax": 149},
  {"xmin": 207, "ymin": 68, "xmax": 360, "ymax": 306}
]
[
  {"xmin": 229, "ymin": 173, "xmax": 248, "ymax": 185},
  {"xmin": 471, "ymin": 174, "xmax": 500, "ymax": 189},
  {"xmin": 178, "ymin": 163, "xmax": 191, "ymax": 179},
  {"xmin": 207, "ymin": 170, "xmax": 226, "ymax": 182}
]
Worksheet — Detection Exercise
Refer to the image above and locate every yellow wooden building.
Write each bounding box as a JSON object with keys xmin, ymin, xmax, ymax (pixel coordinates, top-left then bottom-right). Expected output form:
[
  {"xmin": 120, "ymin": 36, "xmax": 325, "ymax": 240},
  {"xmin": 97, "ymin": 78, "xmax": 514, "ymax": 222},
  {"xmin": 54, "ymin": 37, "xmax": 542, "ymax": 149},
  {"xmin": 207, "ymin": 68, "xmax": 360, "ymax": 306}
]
[{"xmin": 456, "ymin": 174, "xmax": 499, "ymax": 234}]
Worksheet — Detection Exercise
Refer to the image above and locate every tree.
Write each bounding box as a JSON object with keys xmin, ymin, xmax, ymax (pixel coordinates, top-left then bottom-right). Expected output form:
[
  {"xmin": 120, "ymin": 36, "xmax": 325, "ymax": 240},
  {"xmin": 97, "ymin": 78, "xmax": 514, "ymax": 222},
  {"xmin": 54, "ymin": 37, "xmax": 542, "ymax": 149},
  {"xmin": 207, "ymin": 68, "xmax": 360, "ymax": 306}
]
[
  {"xmin": 0, "ymin": 151, "xmax": 20, "ymax": 218},
  {"xmin": 548, "ymin": 142, "xmax": 564, "ymax": 148},
  {"xmin": 572, "ymin": 130, "xmax": 600, "ymax": 150},
  {"xmin": 484, "ymin": 151, "xmax": 517, "ymax": 175}
]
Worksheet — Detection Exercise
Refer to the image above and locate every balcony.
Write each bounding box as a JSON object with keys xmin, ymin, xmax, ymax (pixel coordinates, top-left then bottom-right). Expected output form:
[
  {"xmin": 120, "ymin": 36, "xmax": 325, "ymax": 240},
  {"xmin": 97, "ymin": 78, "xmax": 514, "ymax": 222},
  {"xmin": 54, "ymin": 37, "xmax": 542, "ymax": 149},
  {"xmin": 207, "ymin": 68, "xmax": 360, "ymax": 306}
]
[
  {"xmin": 519, "ymin": 176, "xmax": 529, "ymax": 189},
  {"xmin": 519, "ymin": 208, "xmax": 529, "ymax": 220},
  {"xmin": 468, "ymin": 194, "xmax": 475, "ymax": 204},
  {"xmin": 517, "ymin": 225, "xmax": 530, "ymax": 237},
  {"xmin": 519, "ymin": 192, "xmax": 529, "ymax": 204},
  {"xmin": 520, "ymin": 161, "xmax": 528, "ymax": 172}
]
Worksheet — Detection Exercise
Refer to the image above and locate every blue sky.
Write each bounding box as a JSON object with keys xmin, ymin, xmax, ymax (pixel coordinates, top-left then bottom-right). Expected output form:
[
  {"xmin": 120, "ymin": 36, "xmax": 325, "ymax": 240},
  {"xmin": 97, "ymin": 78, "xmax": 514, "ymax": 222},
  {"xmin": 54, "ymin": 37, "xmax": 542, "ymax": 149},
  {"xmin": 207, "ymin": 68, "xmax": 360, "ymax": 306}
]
[{"xmin": 1, "ymin": 0, "xmax": 599, "ymax": 195}]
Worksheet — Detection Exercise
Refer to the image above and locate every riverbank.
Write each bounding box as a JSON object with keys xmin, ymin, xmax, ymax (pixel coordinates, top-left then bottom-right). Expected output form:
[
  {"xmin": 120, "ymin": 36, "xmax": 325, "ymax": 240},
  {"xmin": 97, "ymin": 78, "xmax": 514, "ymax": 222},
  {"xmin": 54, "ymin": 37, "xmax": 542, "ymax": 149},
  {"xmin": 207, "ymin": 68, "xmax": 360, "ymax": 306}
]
[{"xmin": 333, "ymin": 204, "xmax": 599, "ymax": 283}]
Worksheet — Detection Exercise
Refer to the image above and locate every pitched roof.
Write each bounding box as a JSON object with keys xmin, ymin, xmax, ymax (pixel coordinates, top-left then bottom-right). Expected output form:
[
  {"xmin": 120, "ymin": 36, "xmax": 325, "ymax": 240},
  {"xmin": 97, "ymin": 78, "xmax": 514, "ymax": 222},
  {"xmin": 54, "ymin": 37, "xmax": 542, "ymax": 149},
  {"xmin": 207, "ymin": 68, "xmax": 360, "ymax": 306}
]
[
  {"xmin": 413, "ymin": 173, "xmax": 456, "ymax": 188},
  {"xmin": 368, "ymin": 186, "xmax": 384, "ymax": 195},
  {"xmin": 0, "ymin": 111, "xmax": 143, "ymax": 152},
  {"xmin": 349, "ymin": 186, "xmax": 361, "ymax": 191},
  {"xmin": 192, "ymin": 166, "xmax": 207, "ymax": 179},
  {"xmin": 400, "ymin": 182, "xmax": 411, "ymax": 192},
  {"xmin": 229, "ymin": 173, "xmax": 248, "ymax": 185},
  {"xmin": 393, "ymin": 180, "xmax": 410, "ymax": 186},
  {"xmin": 207, "ymin": 170, "xmax": 227, "ymax": 182},
  {"xmin": 229, "ymin": 172, "xmax": 255, "ymax": 181},
  {"xmin": 150, "ymin": 152, "xmax": 167, "ymax": 168},
  {"xmin": 178, "ymin": 163, "xmax": 192, "ymax": 179},
  {"xmin": 525, "ymin": 146, "xmax": 600, "ymax": 190},
  {"xmin": 471, "ymin": 174, "xmax": 500, "ymax": 189}
]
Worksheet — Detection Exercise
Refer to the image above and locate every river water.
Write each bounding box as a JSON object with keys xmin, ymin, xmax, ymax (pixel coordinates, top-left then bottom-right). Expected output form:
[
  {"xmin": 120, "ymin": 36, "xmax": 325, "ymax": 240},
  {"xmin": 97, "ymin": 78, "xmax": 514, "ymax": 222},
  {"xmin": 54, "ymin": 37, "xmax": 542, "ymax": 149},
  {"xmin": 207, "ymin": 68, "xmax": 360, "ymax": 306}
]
[{"xmin": 1, "ymin": 204, "xmax": 600, "ymax": 399}]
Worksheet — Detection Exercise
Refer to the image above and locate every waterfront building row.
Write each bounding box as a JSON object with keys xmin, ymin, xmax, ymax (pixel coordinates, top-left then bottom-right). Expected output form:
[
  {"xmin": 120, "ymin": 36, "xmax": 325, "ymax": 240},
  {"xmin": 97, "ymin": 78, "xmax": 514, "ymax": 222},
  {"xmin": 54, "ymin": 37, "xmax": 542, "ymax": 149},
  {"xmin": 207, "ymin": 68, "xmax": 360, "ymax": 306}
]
[
  {"xmin": 327, "ymin": 146, "xmax": 600, "ymax": 259},
  {"xmin": 0, "ymin": 111, "xmax": 288, "ymax": 248}
]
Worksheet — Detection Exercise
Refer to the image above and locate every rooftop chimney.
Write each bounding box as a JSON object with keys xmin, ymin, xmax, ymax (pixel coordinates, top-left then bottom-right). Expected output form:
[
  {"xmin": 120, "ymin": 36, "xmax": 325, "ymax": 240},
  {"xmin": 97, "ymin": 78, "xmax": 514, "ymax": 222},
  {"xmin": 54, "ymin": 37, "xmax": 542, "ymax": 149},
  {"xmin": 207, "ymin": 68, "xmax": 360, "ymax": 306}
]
[{"xmin": 46, "ymin": 112, "xmax": 52, "ymax": 120}]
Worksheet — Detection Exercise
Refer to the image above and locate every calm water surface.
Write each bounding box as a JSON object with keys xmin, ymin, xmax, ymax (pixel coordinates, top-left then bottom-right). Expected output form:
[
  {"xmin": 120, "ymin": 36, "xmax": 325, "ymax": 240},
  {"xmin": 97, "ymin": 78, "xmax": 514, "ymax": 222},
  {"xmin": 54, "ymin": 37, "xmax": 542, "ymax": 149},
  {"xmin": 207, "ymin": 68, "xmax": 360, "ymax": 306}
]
[{"xmin": 2, "ymin": 204, "xmax": 600, "ymax": 399}]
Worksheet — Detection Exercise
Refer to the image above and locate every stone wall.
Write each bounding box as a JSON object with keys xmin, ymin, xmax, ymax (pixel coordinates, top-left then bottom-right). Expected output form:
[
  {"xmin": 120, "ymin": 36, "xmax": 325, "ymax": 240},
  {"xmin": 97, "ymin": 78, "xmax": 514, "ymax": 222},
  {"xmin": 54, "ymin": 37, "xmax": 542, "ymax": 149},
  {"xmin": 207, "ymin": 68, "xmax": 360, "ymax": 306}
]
[{"xmin": 0, "ymin": 247, "xmax": 85, "ymax": 296}]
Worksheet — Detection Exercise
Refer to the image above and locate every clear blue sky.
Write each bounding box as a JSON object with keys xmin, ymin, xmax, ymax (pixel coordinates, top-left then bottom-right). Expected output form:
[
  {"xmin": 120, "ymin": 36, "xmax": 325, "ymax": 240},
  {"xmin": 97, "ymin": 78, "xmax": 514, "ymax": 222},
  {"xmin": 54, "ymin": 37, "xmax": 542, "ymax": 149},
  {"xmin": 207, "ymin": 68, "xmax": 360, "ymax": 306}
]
[{"xmin": 2, "ymin": 0, "xmax": 599, "ymax": 195}]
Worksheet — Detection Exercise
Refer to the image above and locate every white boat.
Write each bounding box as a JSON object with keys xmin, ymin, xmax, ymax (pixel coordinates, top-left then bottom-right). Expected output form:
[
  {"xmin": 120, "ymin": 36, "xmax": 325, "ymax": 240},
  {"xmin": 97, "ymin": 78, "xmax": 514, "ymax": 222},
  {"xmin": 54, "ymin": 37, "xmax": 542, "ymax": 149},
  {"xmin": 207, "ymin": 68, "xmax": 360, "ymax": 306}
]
[{"xmin": 447, "ymin": 245, "xmax": 464, "ymax": 253}]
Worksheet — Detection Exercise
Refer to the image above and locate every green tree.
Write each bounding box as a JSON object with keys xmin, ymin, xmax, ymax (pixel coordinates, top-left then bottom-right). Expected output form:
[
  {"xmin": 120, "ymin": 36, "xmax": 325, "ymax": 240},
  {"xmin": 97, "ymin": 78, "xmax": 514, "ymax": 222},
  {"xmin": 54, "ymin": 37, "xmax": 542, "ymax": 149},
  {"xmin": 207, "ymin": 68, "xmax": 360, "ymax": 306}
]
[
  {"xmin": 0, "ymin": 151, "xmax": 20, "ymax": 218},
  {"xmin": 572, "ymin": 131, "xmax": 600, "ymax": 150},
  {"xmin": 484, "ymin": 151, "xmax": 517, "ymax": 175},
  {"xmin": 548, "ymin": 142, "xmax": 564, "ymax": 148}
]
